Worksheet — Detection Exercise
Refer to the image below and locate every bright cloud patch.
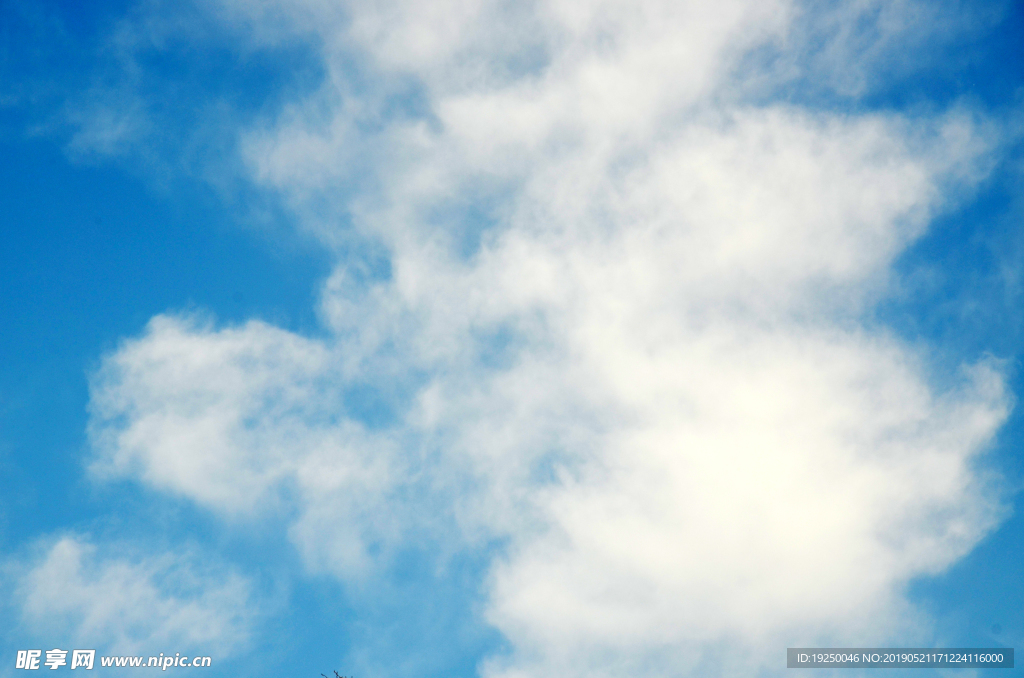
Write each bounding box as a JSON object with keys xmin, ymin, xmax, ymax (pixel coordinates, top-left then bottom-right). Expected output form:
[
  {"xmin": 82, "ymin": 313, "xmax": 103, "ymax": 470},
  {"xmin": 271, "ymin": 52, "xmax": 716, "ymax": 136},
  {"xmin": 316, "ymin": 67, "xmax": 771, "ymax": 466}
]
[
  {"xmin": 86, "ymin": 0, "xmax": 1014, "ymax": 675},
  {"xmin": 89, "ymin": 315, "xmax": 401, "ymax": 576},
  {"xmin": 15, "ymin": 536, "xmax": 254, "ymax": 657}
]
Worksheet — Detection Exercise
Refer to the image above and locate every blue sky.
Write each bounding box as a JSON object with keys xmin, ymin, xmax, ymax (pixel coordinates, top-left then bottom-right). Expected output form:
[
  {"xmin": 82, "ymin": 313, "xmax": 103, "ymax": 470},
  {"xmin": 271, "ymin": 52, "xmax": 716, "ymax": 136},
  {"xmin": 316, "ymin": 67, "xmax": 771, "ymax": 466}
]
[{"xmin": 1, "ymin": 1, "xmax": 1023, "ymax": 677}]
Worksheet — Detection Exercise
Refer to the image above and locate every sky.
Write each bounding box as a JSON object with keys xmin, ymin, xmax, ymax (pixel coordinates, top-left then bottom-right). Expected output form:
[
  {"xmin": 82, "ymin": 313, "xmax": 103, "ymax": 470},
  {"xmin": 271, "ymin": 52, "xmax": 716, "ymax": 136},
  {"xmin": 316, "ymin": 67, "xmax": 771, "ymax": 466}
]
[{"xmin": 1, "ymin": 0, "xmax": 1023, "ymax": 677}]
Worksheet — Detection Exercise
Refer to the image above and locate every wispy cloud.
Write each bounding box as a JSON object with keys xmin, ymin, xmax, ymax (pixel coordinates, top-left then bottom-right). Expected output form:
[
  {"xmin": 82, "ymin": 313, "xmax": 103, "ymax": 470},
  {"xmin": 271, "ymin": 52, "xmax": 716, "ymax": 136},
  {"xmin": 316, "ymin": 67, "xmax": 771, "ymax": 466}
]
[{"xmin": 12, "ymin": 535, "xmax": 255, "ymax": 657}]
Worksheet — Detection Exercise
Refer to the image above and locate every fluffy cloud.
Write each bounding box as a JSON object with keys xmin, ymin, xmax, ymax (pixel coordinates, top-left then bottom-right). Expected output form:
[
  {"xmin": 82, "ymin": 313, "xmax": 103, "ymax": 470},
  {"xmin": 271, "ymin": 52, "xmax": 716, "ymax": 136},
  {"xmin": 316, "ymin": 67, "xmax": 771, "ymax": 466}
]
[
  {"xmin": 14, "ymin": 536, "xmax": 254, "ymax": 656},
  {"xmin": 87, "ymin": 0, "xmax": 1013, "ymax": 675},
  {"xmin": 89, "ymin": 315, "xmax": 403, "ymax": 576}
]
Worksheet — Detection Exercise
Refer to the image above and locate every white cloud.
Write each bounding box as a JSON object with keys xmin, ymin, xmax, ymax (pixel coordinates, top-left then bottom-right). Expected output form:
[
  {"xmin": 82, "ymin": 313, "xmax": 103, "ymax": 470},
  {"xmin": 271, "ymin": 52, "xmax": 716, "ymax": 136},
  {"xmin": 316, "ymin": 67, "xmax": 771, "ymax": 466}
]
[
  {"xmin": 15, "ymin": 536, "xmax": 254, "ymax": 657},
  {"xmin": 90, "ymin": 315, "xmax": 336, "ymax": 513},
  {"xmin": 86, "ymin": 0, "xmax": 1015, "ymax": 675},
  {"xmin": 88, "ymin": 314, "xmax": 402, "ymax": 577}
]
